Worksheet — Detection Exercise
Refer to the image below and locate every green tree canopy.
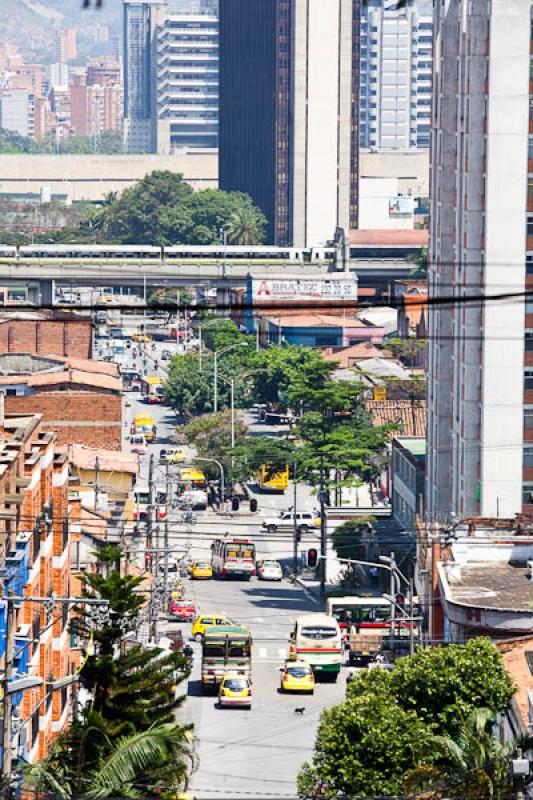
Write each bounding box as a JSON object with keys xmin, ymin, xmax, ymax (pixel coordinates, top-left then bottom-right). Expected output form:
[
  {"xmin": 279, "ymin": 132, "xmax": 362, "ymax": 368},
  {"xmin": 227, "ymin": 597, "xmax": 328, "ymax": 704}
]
[
  {"xmin": 84, "ymin": 171, "xmax": 266, "ymax": 246},
  {"xmin": 183, "ymin": 410, "xmax": 248, "ymax": 480},
  {"xmin": 164, "ymin": 352, "xmax": 214, "ymax": 416},
  {"xmin": 299, "ymin": 640, "xmax": 516, "ymax": 799}
]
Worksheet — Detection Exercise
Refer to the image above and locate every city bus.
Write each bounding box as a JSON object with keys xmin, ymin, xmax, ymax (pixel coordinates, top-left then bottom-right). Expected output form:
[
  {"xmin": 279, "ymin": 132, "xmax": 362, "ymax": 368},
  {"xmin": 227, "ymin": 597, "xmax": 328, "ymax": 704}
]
[
  {"xmin": 289, "ymin": 613, "xmax": 342, "ymax": 681},
  {"xmin": 201, "ymin": 625, "xmax": 252, "ymax": 691},
  {"xmin": 326, "ymin": 595, "xmax": 420, "ymax": 663},
  {"xmin": 255, "ymin": 463, "xmax": 289, "ymax": 492},
  {"xmin": 141, "ymin": 376, "xmax": 164, "ymax": 404},
  {"xmin": 211, "ymin": 538, "xmax": 256, "ymax": 579}
]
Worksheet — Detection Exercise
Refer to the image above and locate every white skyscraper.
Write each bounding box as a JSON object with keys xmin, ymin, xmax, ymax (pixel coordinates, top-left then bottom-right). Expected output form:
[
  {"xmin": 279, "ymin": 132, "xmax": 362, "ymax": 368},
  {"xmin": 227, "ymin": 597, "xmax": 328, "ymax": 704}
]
[
  {"xmin": 359, "ymin": 0, "xmax": 432, "ymax": 149},
  {"xmin": 427, "ymin": 0, "xmax": 531, "ymax": 518},
  {"xmin": 123, "ymin": 0, "xmax": 218, "ymax": 154}
]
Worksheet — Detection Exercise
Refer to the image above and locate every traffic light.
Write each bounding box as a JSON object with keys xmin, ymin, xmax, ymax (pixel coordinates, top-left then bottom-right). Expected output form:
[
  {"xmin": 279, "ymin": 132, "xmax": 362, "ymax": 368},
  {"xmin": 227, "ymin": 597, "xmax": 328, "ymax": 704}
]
[
  {"xmin": 250, "ymin": 498, "xmax": 258, "ymax": 513},
  {"xmin": 231, "ymin": 497, "xmax": 240, "ymax": 512},
  {"xmin": 294, "ymin": 528, "xmax": 302, "ymax": 543},
  {"xmin": 307, "ymin": 548, "xmax": 318, "ymax": 568}
]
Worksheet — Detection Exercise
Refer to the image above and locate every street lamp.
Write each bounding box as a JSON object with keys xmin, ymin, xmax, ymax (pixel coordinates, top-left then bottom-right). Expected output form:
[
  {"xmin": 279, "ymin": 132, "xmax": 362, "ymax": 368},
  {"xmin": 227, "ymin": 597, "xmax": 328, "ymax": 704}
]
[
  {"xmin": 195, "ymin": 318, "xmax": 226, "ymax": 371},
  {"xmin": 213, "ymin": 341, "xmax": 249, "ymax": 413}
]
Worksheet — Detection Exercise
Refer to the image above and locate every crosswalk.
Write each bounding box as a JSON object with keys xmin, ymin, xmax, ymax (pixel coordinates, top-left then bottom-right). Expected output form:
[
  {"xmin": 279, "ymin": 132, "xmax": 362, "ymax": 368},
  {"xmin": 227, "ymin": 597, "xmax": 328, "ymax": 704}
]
[{"xmin": 255, "ymin": 646, "xmax": 287, "ymax": 662}]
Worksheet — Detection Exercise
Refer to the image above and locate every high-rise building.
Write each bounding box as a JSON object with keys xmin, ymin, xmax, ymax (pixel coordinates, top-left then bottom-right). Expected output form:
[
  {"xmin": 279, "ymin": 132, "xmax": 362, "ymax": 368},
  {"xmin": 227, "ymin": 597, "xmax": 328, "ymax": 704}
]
[
  {"xmin": 0, "ymin": 90, "xmax": 35, "ymax": 138},
  {"xmin": 53, "ymin": 28, "xmax": 77, "ymax": 63},
  {"xmin": 219, "ymin": 0, "xmax": 360, "ymax": 248},
  {"xmin": 48, "ymin": 63, "xmax": 69, "ymax": 93},
  {"xmin": 87, "ymin": 58, "xmax": 122, "ymax": 87},
  {"xmin": 123, "ymin": 0, "xmax": 218, "ymax": 154},
  {"xmin": 71, "ymin": 73, "xmax": 123, "ymax": 137},
  {"xmin": 426, "ymin": 0, "xmax": 530, "ymax": 518},
  {"xmin": 123, "ymin": 0, "xmax": 162, "ymax": 153},
  {"xmin": 157, "ymin": 11, "xmax": 218, "ymax": 151},
  {"xmin": 359, "ymin": 1, "xmax": 432, "ymax": 149}
]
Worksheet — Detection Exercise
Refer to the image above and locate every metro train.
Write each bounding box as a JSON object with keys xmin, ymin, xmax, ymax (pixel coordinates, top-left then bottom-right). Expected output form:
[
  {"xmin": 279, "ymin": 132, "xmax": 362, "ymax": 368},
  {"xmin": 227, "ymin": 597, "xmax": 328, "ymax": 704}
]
[{"xmin": 0, "ymin": 244, "xmax": 336, "ymax": 264}]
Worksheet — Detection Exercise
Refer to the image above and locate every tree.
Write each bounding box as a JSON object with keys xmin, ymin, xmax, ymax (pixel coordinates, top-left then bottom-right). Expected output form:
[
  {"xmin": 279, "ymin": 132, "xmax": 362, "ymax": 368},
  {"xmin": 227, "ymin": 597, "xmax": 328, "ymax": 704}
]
[
  {"xmin": 78, "ymin": 546, "xmax": 189, "ymax": 737},
  {"xmin": 388, "ymin": 638, "xmax": 515, "ymax": 737},
  {"xmin": 407, "ymin": 245, "xmax": 429, "ymax": 278},
  {"xmin": 164, "ymin": 353, "xmax": 214, "ymax": 416},
  {"xmin": 232, "ymin": 435, "xmax": 296, "ymax": 484},
  {"xmin": 201, "ymin": 318, "xmax": 249, "ymax": 352},
  {"xmin": 225, "ymin": 202, "xmax": 266, "ymax": 244},
  {"xmin": 329, "ymin": 517, "xmax": 376, "ymax": 586},
  {"xmin": 183, "ymin": 410, "xmax": 248, "ymax": 481},
  {"xmin": 23, "ymin": 714, "xmax": 194, "ymax": 799},
  {"xmin": 404, "ymin": 708, "xmax": 513, "ymax": 800},
  {"xmin": 298, "ymin": 673, "xmax": 436, "ymax": 798},
  {"xmin": 149, "ymin": 287, "xmax": 193, "ymax": 309},
  {"xmin": 249, "ymin": 344, "xmax": 333, "ymax": 406},
  {"xmin": 299, "ymin": 641, "xmax": 516, "ymax": 799}
]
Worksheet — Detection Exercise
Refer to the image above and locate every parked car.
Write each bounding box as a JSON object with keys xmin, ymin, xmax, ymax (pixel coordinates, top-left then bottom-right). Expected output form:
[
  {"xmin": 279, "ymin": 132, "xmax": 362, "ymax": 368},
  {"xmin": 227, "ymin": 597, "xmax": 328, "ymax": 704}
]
[
  {"xmin": 257, "ymin": 559, "xmax": 283, "ymax": 581},
  {"xmin": 261, "ymin": 510, "xmax": 320, "ymax": 534},
  {"xmin": 168, "ymin": 598, "xmax": 196, "ymax": 622}
]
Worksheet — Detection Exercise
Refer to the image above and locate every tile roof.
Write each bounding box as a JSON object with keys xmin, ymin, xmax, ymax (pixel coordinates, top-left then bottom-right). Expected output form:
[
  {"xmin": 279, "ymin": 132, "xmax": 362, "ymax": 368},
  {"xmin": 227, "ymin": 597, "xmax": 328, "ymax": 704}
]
[
  {"xmin": 323, "ymin": 342, "xmax": 393, "ymax": 367},
  {"xmin": 260, "ymin": 311, "xmax": 367, "ymax": 329},
  {"xmin": 365, "ymin": 399, "xmax": 427, "ymax": 437},
  {"xmin": 67, "ymin": 444, "xmax": 139, "ymax": 474},
  {"xmin": 27, "ymin": 369, "xmax": 122, "ymax": 391},
  {"xmin": 349, "ymin": 229, "xmax": 429, "ymax": 247}
]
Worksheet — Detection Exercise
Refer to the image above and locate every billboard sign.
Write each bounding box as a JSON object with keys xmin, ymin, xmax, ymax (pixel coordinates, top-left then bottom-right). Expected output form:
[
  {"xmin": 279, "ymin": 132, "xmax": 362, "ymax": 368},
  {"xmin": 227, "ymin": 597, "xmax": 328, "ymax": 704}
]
[
  {"xmin": 389, "ymin": 196, "xmax": 415, "ymax": 216},
  {"xmin": 251, "ymin": 276, "xmax": 357, "ymax": 302}
]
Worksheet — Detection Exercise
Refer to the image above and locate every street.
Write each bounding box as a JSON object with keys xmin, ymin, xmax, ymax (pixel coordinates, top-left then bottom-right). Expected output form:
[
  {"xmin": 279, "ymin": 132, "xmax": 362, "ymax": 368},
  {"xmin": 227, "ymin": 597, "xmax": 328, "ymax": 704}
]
[{"xmin": 111, "ymin": 337, "xmax": 345, "ymax": 798}]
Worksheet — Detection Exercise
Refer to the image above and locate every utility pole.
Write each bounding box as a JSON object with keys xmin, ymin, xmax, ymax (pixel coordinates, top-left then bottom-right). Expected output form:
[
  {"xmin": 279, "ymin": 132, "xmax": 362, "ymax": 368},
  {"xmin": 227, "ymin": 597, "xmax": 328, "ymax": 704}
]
[
  {"xmin": 389, "ymin": 551, "xmax": 396, "ymax": 655},
  {"xmin": 292, "ymin": 463, "xmax": 298, "ymax": 575},
  {"xmin": 146, "ymin": 453, "xmax": 157, "ymax": 642},
  {"xmin": 319, "ymin": 456, "xmax": 327, "ymax": 598},
  {"xmin": 1, "ymin": 596, "xmax": 14, "ymax": 784},
  {"xmin": 408, "ymin": 577, "xmax": 415, "ymax": 656},
  {"xmin": 94, "ymin": 455, "xmax": 100, "ymax": 512},
  {"xmin": 163, "ymin": 464, "xmax": 171, "ymax": 611}
]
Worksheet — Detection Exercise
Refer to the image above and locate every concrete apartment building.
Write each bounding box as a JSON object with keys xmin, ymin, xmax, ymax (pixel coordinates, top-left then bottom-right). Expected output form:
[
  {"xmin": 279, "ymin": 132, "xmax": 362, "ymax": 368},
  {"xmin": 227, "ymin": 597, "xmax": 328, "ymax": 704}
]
[
  {"xmin": 426, "ymin": 0, "xmax": 530, "ymax": 518},
  {"xmin": 0, "ymin": 404, "xmax": 73, "ymax": 763},
  {"xmin": 360, "ymin": 0, "xmax": 433, "ymax": 149},
  {"xmin": 219, "ymin": 0, "xmax": 360, "ymax": 247},
  {"xmin": 123, "ymin": 0, "xmax": 218, "ymax": 154},
  {"xmin": 0, "ymin": 90, "xmax": 35, "ymax": 138}
]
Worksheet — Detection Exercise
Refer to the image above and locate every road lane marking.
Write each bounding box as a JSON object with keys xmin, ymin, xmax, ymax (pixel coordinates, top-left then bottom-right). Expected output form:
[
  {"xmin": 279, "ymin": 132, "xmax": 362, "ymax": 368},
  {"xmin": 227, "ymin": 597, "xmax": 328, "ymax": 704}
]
[
  {"xmin": 277, "ymin": 648, "xmax": 286, "ymax": 658},
  {"xmin": 259, "ymin": 648, "xmax": 267, "ymax": 658}
]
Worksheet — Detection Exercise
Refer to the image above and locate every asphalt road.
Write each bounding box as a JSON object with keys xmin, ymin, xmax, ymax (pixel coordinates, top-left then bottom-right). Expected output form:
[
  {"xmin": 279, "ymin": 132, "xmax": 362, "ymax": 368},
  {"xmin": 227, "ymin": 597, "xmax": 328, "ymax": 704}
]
[
  {"xmin": 170, "ymin": 572, "xmax": 347, "ymax": 800},
  {"xmin": 108, "ymin": 337, "xmax": 347, "ymax": 798}
]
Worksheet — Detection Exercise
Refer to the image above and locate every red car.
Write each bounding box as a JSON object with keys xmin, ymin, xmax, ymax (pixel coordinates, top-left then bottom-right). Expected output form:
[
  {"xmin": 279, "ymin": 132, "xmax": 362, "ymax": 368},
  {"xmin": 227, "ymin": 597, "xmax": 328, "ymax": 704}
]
[{"xmin": 168, "ymin": 598, "xmax": 196, "ymax": 622}]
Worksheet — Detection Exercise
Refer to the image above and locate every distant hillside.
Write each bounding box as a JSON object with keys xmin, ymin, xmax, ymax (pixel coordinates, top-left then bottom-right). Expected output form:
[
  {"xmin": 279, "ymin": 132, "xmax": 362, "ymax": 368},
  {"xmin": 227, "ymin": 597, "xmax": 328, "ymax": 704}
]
[{"xmin": 1, "ymin": 0, "xmax": 121, "ymax": 61}]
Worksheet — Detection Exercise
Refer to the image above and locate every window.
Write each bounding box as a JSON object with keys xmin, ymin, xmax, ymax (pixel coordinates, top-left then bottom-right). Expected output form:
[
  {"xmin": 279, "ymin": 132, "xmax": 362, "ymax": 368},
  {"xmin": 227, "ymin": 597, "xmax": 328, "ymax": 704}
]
[
  {"xmin": 525, "ymin": 369, "xmax": 533, "ymax": 390},
  {"xmin": 523, "ymin": 483, "xmax": 533, "ymax": 504},
  {"xmin": 526, "ymin": 331, "xmax": 533, "ymax": 352},
  {"xmin": 524, "ymin": 407, "xmax": 533, "ymax": 428}
]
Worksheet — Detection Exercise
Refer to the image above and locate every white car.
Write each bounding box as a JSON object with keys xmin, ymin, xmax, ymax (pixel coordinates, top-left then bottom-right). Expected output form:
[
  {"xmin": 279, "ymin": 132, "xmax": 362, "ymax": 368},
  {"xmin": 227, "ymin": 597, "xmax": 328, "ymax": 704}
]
[
  {"xmin": 257, "ymin": 559, "xmax": 283, "ymax": 581},
  {"xmin": 261, "ymin": 510, "xmax": 319, "ymax": 534}
]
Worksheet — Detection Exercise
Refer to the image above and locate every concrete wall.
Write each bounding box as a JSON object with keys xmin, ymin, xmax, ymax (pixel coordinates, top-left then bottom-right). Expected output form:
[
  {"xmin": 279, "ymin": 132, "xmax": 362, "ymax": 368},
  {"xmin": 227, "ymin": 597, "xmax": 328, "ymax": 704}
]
[
  {"xmin": 359, "ymin": 176, "xmax": 415, "ymax": 229},
  {"xmin": 0, "ymin": 150, "xmax": 218, "ymax": 203},
  {"xmin": 359, "ymin": 148, "xmax": 429, "ymax": 196}
]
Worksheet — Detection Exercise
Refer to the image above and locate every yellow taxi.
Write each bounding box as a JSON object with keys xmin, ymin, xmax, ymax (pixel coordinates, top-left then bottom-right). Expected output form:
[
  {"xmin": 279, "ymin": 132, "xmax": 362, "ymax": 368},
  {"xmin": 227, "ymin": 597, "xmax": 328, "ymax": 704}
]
[
  {"xmin": 190, "ymin": 561, "xmax": 213, "ymax": 580},
  {"xmin": 218, "ymin": 673, "xmax": 252, "ymax": 709},
  {"xmin": 132, "ymin": 332, "xmax": 152, "ymax": 343},
  {"xmin": 167, "ymin": 448, "xmax": 187, "ymax": 464},
  {"xmin": 191, "ymin": 614, "xmax": 233, "ymax": 641},
  {"xmin": 280, "ymin": 659, "xmax": 315, "ymax": 694}
]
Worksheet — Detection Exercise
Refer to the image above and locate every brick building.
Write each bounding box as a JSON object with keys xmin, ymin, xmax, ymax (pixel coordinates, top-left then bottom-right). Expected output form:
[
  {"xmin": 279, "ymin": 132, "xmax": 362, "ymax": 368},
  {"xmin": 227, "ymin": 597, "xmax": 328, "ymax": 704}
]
[
  {"xmin": 0, "ymin": 355, "xmax": 123, "ymax": 450},
  {"xmin": 0, "ymin": 313, "xmax": 92, "ymax": 360},
  {"xmin": 0, "ymin": 400, "xmax": 73, "ymax": 764}
]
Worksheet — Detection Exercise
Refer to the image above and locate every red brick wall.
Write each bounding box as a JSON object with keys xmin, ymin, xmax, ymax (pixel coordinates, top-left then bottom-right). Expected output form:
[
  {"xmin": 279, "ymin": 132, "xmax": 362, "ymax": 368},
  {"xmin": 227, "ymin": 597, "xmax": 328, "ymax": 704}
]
[
  {"xmin": 0, "ymin": 320, "xmax": 92, "ymax": 359},
  {"xmin": 6, "ymin": 392, "xmax": 122, "ymax": 450}
]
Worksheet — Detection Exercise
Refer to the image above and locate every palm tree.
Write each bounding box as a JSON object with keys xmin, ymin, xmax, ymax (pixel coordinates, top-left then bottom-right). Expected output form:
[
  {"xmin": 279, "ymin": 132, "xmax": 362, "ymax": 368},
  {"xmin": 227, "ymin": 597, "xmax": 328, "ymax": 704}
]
[
  {"xmin": 225, "ymin": 205, "xmax": 265, "ymax": 245},
  {"xmin": 24, "ymin": 715, "xmax": 194, "ymax": 799},
  {"xmin": 404, "ymin": 708, "xmax": 513, "ymax": 800}
]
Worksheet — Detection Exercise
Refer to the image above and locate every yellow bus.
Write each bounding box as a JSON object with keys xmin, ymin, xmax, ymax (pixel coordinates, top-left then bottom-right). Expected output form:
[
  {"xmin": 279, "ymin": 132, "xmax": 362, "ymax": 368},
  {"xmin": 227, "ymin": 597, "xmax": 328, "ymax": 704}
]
[
  {"xmin": 141, "ymin": 375, "xmax": 163, "ymax": 404},
  {"xmin": 179, "ymin": 467, "xmax": 207, "ymax": 489},
  {"xmin": 256, "ymin": 464, "xmax": 289, "ymax": 493}
]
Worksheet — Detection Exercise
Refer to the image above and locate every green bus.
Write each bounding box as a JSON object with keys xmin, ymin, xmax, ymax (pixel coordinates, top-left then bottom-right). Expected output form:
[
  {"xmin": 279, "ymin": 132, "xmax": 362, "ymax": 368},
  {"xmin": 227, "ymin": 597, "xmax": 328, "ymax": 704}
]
[{"xmin": 201, "ymin": 625, "xmax": 252, "ymax": 692}]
